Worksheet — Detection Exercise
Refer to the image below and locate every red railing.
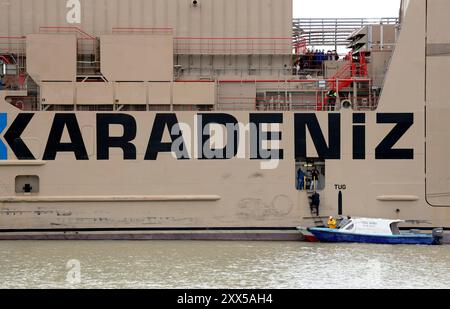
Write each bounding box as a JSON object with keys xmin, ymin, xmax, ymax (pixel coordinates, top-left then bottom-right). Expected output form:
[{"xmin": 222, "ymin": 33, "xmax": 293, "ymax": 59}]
[
  {"xmin": 0, "ymin": 36, "xmax": 26, "ymax": 90},
  {"xmin": 294, "ymin": 37, "xmax": 307, "ymax": 55},
  {"xmin": 112, "ymin": 27, "xmax": 174, "ymax": 35},
  {"xmin": 174, "ymin": 37, "xmax": 292, "ymax": 55},
  {"xmin": 327, "ymin": 62, "xmax": 353, "ymax": 90},
  {"xmin": 39, "ymin": 26, "xmax": 98, "ymax": 55},
  {"xmin": 39, "ymin": 26, "xmax": 96, "ymax": 40},
  {"xmin": 0, "ymin": 55, "xmax": 12, "ymax": 64},
  {"xmin": 217, "ymin": 79, "xmax": 365, "ymax": 83},
  {"xmin": 320, "ymin": 51, "xmax": 371, "ymax": 111},
  {"xmin": 216, "ymin": 78, "xmax": 376, "ymax": 112},
  {"xmin": 110, "ymin": 27, "xmax": 291, "ymax": 54},
  {"xmin": 0, "ymin": 36, "xmax": 26, "ymax": 54}
]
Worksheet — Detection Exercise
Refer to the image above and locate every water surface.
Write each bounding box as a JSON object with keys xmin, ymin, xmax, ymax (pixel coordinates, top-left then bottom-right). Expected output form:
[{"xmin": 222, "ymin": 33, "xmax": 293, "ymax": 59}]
[{"xmin": 0, "ymin": 241, "xmax": 448, "ymax": 289}]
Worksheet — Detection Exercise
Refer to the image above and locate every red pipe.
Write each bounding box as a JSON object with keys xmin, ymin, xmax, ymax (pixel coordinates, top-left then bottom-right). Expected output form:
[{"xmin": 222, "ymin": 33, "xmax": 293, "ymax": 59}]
[
  {"xmin": 113, "ymin": 27, "xmax": 174, "ymax": 31},
  {"xmin": 175, "ymin": 80, "xmax": 215, "ymax": 83},
  {"xmin": 176, "ymin": 42, "xmax": 290, "ymax": 46},
  {"xmin": 175, "ymin": 37, "xmax": 292, "ymax": 40},
  {"xmin": 0, "ymin": 55, "xmax": 11, "ymax": 64},
  {"xmin": 175, "ymin": 79, "xmax": 370, "ymax": 83},
  {"xmin": 217, "ymin": 79, "xmax": 369, "ymax": 83}
]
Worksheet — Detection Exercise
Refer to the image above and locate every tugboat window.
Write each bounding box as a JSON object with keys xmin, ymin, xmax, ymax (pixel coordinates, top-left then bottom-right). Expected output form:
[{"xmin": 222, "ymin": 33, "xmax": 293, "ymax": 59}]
[
  {"xmin": 345, "ymin": 223, "xmax": 355, "ymax": 231},
  {"xmin": 295, "ymin": 158, "xmax": 325, "ymax": 191}
]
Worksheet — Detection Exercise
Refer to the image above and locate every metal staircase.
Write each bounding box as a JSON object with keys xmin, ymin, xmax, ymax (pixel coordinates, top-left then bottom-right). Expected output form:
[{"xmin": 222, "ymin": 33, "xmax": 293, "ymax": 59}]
[{"xmin": 318, "ymin": 52, "xmax": 369, "ymax": 111}]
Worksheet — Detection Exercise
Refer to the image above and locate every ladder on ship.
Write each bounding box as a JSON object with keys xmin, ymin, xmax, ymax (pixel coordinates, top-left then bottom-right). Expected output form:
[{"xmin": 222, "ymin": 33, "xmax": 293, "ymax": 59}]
[{"xmin": 307, "ymin": 191, "xmax": 326, "ymax": 227}]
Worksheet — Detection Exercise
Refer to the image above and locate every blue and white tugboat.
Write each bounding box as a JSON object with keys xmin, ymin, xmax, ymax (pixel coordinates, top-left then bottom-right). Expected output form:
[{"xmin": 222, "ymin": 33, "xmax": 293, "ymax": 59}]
[{"xmin": 308, "ymin": 218, "xmax": 444, "ymax": 245}]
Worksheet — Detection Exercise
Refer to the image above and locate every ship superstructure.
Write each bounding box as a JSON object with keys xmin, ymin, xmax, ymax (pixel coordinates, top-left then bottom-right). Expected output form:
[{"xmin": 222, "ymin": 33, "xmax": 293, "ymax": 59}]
[{"xmin": 0, "ymin": 0, "xmax": 449, "ymax": 240}]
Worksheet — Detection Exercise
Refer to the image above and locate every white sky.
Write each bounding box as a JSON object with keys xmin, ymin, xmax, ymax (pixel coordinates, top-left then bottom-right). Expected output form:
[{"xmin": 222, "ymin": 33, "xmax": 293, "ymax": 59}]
[{"xmin": 293, "ymin": 0, "xmax": 401, "ymax": 18}]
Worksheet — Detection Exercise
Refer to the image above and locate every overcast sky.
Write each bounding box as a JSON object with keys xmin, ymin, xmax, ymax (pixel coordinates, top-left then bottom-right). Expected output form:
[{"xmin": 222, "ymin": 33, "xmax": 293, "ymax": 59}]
[{"xmin": 293, "ymin": 0, "xmax": 401, "ymax": 18}]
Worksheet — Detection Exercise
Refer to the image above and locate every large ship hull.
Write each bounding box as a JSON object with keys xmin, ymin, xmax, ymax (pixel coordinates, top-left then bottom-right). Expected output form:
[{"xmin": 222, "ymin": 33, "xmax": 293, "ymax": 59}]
[
  {"xmin": 0, "ymin": 108, "xmax": 448, "ymax": 240},
  {"xmin": 1, "ymin": 0, "xmax": 450, "ymax": 240}
]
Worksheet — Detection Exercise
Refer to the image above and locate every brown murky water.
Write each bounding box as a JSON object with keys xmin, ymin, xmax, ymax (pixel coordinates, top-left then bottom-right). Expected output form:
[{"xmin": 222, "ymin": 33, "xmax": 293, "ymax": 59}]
[{"xmin": 0, "ymin": 241, "xmax": 448, "ymax": 289}]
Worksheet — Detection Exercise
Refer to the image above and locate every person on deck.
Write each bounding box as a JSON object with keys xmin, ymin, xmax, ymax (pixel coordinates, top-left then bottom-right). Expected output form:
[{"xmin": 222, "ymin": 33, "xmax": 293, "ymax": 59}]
[
  {"xmin": 310, "ymin": 167, "xmax": 320, "ymax": 191},
  {"xmin": 309, "ymin": 192, "xmax": 321, "ymax": 216},
  {"xmin": 328, "ymin": 216, "xmax": 337, "ymax": 229},
  {"xmin": 297, "ymin": 168, "xmax": 306, "ymax": 190},
  {"xmin": 327, "ymin": 89, "xmax": 337, "ymax": 111}
]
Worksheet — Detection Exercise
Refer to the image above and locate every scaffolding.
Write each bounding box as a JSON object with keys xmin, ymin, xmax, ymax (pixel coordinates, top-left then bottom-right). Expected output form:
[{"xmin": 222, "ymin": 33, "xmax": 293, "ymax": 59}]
[{"xmin": 293, "ymin": 17, "xmax": 399, "ymax": 50}]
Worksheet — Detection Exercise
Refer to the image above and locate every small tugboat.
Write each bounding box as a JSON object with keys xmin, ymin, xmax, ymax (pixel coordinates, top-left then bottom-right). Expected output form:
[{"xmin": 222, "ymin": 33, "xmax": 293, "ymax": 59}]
[{"xmin": 308, "ymin": 218, "xmax": 444, "ymax": 245}]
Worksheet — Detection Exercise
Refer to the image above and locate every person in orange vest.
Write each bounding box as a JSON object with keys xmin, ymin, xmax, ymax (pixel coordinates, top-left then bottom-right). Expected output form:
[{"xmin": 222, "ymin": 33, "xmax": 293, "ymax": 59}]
[{"xmin": 327, "ymin": 216, "xmax": 337, "ymax": 229}]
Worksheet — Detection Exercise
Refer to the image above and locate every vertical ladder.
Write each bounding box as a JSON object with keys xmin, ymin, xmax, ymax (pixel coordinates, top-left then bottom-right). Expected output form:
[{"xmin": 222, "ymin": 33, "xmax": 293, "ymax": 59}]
[{"xmin": 307, "ymin": 191, "xmax": 325, "ymax": 227}]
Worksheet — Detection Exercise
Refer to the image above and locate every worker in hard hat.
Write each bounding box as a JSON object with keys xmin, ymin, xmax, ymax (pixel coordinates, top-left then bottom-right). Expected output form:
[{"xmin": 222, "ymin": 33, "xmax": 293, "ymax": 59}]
[{"xmin": 327, "ymin": 216, "xmax": 337, "ymax": 229}]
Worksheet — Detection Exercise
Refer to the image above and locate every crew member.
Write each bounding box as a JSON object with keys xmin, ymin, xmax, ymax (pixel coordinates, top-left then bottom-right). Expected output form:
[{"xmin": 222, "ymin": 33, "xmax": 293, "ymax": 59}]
[
  {"xmin": 327, "ymin": 89, "xmax": 337, "ymax": 111},
  {"xmin": 309, "ymin": 192, "xmax": 321, "ymax": 216},
  {"xmin": 297, "ymin": 168, "xmax": 306, "ymax": 190},
  {"xmin": 327, "ymin": 216, "xmax": 337, "ymax": 229},
  {"xmin": 310, "ymin": 167, "xmax": 320, "ymax": 191}
]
